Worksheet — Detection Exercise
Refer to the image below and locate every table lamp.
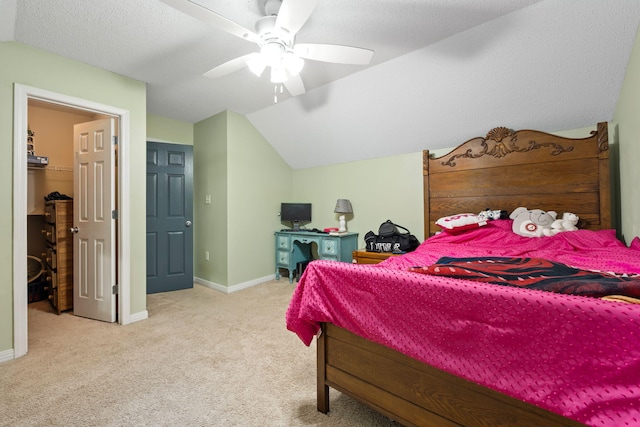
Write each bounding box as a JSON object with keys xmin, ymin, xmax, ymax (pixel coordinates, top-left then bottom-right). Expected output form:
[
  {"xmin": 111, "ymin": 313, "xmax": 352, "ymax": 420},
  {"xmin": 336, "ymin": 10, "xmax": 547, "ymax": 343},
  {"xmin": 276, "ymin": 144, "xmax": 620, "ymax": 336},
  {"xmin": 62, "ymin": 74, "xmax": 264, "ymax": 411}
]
[{"xmin": 334, "ymin": 199, "xmax": 353, "ymax": 233}]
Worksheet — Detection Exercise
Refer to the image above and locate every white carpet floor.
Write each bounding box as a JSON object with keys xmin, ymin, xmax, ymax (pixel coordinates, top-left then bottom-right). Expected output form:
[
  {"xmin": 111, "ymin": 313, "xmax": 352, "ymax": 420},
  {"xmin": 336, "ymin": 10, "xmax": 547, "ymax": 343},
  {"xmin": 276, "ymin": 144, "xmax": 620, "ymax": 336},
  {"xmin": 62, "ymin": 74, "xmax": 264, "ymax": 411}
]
[{"xmin": 0, "ymin": 280, "xmax": 397, "ymax": 427}]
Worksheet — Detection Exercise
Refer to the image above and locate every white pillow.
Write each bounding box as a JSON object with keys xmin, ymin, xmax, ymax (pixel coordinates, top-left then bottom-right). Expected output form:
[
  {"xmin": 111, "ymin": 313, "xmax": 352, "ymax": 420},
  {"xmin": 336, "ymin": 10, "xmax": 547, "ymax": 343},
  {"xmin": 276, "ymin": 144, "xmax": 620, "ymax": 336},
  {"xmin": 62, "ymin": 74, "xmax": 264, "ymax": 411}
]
[{"xmin": 436, "ymin": 213, "xmax": 487, "ymax": 233}]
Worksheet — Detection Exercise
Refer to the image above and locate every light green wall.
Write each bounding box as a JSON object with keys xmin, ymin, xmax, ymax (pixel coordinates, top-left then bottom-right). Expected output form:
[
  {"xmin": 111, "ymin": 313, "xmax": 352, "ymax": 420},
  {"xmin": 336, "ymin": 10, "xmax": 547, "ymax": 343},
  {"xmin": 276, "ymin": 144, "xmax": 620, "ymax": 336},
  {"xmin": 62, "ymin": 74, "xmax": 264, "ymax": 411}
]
[
  {"xmin": 227, "ymin": 111, "xmax": 292, "ymax": 284},
  {"xmin": 292, "ymin": 153, "xmax": 424, "ymax": 248},
  {"xmin": 0, "ymin": 42, "xmax": 147, "ymax": 353},
  {"xmin": 193, "ymin": 111, "xmax": 292, "ymax": 287},
  {"xmin": 194, "ymin": 112, "xmax": 229, "ymax": 285},
  {"xmin": 613, "ymin": 24, "xmax": 640, "ymax": 245},
  {"xmin": 147, "ymin": 113, "xmax": 193, "ymax": 145}
]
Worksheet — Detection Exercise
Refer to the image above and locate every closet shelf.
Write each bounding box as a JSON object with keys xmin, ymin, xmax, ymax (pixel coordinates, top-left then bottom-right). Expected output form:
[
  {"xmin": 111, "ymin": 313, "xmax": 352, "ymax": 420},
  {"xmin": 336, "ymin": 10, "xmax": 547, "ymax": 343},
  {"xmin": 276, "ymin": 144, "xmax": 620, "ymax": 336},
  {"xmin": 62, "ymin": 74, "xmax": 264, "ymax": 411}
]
[{"xmin": 28, "ymin": 165, "xmax": 73, "ymax": 173}]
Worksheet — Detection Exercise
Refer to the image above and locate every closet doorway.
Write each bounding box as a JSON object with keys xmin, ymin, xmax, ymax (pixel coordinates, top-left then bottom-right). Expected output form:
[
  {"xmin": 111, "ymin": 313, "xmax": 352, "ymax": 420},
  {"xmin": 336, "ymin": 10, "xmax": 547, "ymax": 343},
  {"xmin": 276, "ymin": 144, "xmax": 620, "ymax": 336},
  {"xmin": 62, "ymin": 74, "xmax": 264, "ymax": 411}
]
[{"xmin": 13, "ymin": 84, "xmax": 132, "ymax": 359}]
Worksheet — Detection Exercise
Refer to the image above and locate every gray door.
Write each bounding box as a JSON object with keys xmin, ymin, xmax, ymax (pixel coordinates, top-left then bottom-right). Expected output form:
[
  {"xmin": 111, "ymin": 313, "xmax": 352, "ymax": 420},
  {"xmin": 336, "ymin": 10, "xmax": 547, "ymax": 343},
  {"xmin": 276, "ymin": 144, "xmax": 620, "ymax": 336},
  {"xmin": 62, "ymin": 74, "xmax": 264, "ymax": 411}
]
[{"xmin": 146, "ymin": 142, "xmax": 194, "ymax": 294}]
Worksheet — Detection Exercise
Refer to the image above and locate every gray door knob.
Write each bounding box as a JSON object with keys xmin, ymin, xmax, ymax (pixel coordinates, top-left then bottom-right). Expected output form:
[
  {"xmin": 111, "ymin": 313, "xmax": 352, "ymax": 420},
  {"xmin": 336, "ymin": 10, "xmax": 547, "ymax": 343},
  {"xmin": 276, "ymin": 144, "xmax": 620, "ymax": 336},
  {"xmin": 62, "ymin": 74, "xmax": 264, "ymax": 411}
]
[
  {"xmin": 69, "ymin": 227, "xmax": 79, "ymax": 233},
  {"xmin": 185, "ymin": 221, "xmax": 192, "ymax": 227}
]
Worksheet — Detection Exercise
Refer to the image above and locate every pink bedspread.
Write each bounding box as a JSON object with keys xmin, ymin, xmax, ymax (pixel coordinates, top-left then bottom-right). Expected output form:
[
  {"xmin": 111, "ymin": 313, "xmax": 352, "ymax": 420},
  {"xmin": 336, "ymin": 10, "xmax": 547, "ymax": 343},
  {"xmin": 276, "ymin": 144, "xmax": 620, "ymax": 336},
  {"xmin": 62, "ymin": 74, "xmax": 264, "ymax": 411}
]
[{"xmin": 286, "ymin": 221, "xmax": 640, "ymax": 426}]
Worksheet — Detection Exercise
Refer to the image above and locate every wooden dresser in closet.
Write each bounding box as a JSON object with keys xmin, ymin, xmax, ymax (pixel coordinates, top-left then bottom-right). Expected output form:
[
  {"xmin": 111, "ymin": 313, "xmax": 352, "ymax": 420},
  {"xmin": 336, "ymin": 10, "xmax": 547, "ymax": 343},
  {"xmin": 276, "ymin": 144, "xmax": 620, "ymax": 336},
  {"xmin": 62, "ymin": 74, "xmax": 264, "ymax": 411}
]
[{"xmin": 42, "ymin": 200, "xmax": 73, "ymax": 314}]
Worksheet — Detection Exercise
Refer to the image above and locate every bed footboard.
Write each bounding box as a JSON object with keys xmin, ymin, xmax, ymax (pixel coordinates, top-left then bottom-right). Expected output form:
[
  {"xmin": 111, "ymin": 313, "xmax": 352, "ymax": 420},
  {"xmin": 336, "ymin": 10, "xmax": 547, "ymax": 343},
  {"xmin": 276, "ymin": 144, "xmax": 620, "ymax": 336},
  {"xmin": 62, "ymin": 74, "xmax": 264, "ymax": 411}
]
[{"xmin": 317, "ymin": 323, "xmax": 584, "ymax": 427}]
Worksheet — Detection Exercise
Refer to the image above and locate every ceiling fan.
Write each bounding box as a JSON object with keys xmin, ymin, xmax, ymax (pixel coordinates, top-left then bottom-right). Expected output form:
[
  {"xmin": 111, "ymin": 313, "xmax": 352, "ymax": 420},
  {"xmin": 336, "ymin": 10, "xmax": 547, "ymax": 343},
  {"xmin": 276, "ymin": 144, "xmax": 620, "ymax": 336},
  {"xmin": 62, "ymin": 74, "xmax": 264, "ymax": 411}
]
[{"xmin": 160, "ymin": 0, "xmax": 374, "ymax": 97}]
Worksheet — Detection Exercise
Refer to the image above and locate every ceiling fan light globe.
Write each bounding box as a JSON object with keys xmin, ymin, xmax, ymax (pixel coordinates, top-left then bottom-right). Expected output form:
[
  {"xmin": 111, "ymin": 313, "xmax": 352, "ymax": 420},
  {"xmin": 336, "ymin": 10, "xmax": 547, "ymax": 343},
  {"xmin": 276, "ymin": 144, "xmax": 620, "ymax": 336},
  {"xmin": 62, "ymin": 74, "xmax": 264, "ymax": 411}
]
[
  {"xmin": 283, "ymin": 52, "xmax": 304, "ymax": 76},
  {"xmin": 261, "ymin": 42, "xmax": 284, "ymax": 66},
  {"xmin": 271, "ymin": 65, "xmax": 287, "ymax": 83},
  {"xmin": 246, "ymin": 55, "xmax": 266, "ymax": 77}
]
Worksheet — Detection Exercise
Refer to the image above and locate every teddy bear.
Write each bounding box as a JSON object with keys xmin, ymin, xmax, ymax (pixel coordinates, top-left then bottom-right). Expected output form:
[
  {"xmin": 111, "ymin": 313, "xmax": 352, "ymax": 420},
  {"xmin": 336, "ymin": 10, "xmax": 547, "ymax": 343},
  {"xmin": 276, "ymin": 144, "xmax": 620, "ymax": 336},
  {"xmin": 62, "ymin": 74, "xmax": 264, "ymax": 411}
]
[
  {"xmin": 509, "ymin": 207, "xmax": 558, "ymax": 237},
  {"xmin": 548, "ymin": 212, "xmax": 579, "ymax": 235}
]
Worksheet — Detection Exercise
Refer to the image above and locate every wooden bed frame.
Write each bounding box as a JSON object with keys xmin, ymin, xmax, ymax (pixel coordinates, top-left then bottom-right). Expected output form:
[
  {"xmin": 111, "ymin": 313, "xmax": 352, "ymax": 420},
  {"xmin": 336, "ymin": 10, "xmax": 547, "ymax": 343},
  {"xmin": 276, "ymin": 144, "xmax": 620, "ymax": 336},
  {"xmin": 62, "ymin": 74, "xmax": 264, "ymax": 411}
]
[
  {"xmin": 317, "ymin": 122, "xmax": 610, "ymax": 427},
  {"xmin": 424, "ymin": 122, "xmax": 611, "ymax": 236}
]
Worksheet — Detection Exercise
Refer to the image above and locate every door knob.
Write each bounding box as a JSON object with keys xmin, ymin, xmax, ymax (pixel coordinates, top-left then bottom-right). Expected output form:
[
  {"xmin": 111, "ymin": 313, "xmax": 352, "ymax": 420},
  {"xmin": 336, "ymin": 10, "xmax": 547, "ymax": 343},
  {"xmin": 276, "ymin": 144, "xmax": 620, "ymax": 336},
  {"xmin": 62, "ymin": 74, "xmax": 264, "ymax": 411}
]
[
  {"xmin": 69, "ymin": 227, "xmax": 79, "ymax": 233},
  {"xmin": 185, "ymin": 221, "xmax": 192, "ymax": 227}
]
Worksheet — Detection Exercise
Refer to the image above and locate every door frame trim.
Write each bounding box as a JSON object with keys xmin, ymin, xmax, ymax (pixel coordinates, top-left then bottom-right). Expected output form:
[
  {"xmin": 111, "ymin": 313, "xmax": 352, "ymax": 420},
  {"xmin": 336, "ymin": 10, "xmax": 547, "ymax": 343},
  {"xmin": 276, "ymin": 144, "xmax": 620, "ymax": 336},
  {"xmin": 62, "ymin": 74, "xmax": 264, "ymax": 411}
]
[{"xmin": 12, "ymin": 83, "xmax": 132, "ymax": 358}]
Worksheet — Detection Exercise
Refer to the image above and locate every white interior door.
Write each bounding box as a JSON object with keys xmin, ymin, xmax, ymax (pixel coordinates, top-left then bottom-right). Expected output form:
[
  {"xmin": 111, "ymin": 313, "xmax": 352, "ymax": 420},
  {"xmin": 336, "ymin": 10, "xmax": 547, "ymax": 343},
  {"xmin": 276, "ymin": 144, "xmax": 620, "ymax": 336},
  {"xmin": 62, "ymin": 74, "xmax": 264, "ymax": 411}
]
[{"xmin": 73, "ymin": 118, "xmax": 116, "ymax": 322}]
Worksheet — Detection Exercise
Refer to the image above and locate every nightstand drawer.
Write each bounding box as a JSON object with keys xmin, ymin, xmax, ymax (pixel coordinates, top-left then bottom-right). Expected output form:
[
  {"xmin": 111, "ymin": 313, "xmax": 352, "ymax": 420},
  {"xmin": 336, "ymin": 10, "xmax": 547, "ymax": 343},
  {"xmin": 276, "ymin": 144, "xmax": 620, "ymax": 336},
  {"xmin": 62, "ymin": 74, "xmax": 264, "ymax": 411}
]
[
  {"xmin": 320, "ymin": 237, "xmax": 338, "ymax": 256},
  {"xmin": 277, "ymin": 235, "xmax": 291, "ymax": 250},
  {"xmin": 276, "ymin": 250, "xmax": 290, "ymax": 267}
]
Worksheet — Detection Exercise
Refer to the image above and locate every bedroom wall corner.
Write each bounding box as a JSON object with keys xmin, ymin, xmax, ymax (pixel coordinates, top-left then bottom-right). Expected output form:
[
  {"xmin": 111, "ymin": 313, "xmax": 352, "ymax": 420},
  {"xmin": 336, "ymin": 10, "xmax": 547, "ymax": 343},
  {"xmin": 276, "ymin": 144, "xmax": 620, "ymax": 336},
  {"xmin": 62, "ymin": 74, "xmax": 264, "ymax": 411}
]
[
  {"xmin": 168, "ymin": 110, "xmax": 293, "ymax": 289},
  {"xmin": 613, "ymin": 22, "xmax": 640, "ymax": 244},
  {"xmin": 194, "ymin": 112, "xmax": 229, "ymax": 286},
  {"xmin": 226, "ymin": 111, "xmax": 292, "ymax": 286}
]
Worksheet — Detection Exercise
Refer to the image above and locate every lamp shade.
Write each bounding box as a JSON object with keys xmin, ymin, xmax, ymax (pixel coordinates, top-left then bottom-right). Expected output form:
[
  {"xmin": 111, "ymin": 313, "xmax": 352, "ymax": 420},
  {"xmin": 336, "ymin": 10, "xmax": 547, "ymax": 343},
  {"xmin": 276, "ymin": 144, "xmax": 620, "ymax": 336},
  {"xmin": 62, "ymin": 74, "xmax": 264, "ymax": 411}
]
[{"xmin": 334, "ymin": 199, "xmax": 353, "ymax": 214}]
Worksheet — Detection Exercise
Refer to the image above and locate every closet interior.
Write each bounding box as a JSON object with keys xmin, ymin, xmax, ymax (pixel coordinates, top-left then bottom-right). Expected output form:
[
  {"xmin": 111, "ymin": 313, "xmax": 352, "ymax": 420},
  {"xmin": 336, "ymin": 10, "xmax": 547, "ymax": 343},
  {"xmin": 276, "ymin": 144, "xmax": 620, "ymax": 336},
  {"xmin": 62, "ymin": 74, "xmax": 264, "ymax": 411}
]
[{"xmin": 26, "ymin": 100, "xmax": 105, "ymax": 313}]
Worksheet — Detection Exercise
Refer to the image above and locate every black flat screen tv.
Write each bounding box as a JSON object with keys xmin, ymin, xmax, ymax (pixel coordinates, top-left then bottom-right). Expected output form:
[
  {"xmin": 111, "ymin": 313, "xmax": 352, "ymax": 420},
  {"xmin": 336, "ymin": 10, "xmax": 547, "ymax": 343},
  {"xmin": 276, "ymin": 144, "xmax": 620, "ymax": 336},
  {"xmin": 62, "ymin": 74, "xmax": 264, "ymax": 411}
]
[{"xmin": 280, "ymin": 203, "xmax": 311, "ymax": 231}]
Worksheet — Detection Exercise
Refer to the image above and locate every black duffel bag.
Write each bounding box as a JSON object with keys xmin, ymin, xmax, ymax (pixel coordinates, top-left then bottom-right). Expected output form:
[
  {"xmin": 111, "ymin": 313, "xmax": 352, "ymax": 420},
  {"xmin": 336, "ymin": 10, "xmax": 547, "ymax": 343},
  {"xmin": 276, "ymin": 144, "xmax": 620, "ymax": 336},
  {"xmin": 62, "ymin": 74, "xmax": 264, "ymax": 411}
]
[{"xmin": 364, "ymin": 220, "xmax": 421, "ymax": 253}]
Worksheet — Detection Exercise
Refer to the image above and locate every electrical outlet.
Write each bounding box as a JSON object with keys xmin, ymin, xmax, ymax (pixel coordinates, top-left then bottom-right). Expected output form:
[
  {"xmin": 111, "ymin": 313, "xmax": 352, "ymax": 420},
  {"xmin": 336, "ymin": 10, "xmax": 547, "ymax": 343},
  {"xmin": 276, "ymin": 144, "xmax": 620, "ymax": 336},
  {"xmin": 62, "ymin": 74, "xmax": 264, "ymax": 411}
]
[
  {"xmin": 205, "ymin": 251, "xmax": 210, "ymax": 261},
  {"xmin": 205, "ymin": 195, "xmax": 211, "ymax": 204}
]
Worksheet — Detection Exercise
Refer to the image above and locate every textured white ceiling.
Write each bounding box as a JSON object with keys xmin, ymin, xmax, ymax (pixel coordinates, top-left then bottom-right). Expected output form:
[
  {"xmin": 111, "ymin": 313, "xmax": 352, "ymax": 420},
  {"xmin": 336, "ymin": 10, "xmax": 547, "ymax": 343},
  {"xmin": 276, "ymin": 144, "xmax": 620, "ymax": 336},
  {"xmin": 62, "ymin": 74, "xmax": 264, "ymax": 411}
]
[
  {"xmin": 249, "ymin": 0, "xmax": 640, "ymax": 168},
  {"xmin": 3, "ymin": 0, "xmax": 640, "ymax": 169}
]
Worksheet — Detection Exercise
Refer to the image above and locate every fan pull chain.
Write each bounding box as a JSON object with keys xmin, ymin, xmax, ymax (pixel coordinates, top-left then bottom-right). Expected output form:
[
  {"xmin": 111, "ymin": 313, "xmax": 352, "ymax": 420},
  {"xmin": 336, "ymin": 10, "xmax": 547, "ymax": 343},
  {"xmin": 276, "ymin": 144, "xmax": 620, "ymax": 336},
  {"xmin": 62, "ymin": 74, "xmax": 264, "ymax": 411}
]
[{"xmin": 273, "ymin": 84, "xmax": 284, "ymax": 103}]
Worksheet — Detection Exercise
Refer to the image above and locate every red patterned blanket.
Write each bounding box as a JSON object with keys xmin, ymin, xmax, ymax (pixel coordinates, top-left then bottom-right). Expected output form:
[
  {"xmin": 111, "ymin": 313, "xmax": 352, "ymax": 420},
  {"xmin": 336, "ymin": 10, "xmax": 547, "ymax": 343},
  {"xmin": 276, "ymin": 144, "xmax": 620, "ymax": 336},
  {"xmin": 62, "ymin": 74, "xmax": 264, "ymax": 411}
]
[{"xmin": 408, "ymin": 257, "xmax": 640, "ymax": 298}]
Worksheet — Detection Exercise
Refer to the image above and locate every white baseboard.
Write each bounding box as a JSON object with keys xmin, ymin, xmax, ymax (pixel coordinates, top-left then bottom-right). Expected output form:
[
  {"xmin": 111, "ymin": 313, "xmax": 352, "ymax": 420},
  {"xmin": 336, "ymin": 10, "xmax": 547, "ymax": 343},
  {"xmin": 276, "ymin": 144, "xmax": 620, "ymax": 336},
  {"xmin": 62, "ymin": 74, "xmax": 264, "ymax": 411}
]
[
  {"xmin": 0, "ymin": 348, "xmax": 15, "ymax": 364},
  {"xmin": 128, "ymin": 310, "xmax": 148, "ymax": 323},
  {"xmin": 194, "ymin": 274, "xmax": 276, "ymax": 294}
]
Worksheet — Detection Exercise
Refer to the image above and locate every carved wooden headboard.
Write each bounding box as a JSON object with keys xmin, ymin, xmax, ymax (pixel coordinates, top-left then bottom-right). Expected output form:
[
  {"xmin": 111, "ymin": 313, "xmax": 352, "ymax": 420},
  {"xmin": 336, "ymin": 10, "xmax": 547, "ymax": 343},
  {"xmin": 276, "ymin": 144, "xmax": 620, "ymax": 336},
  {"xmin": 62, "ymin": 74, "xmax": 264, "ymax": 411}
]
[{"xmin": 423, "ymin": 122, "xmax": 611, "ymax": 237}]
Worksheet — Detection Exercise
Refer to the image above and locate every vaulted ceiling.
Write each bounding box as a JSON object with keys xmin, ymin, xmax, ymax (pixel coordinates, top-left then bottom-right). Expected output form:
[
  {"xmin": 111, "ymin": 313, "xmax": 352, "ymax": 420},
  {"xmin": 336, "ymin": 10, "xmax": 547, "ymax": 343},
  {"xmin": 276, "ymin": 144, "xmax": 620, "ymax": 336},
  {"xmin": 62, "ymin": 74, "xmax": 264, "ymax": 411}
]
[{"xmin": 2, "ymin": 0, "xmax": 640, "ymax": 169}]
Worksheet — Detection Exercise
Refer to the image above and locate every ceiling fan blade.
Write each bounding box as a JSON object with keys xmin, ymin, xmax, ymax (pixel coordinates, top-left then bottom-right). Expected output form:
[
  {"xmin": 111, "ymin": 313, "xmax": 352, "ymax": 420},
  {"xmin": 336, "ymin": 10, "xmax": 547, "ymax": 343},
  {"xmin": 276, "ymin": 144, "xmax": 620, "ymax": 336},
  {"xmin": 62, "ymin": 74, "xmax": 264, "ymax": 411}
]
[
  {"xmin": 274, "ymin": 0, "xmax": 319, "ymax": 36},
  {"xmin": 160, "ymin": 0, "xmax": 258, "ymax": 42},
  {"xmin": 284, "ymin": 74, "xmax": 306, "ymax": 96},
  {"xmin": 294, "ymin": 43, "xmax": 374, "ymax": 65},
  {"xmin": 203, "ymin": 53, "xmax": 257, "ymax": 79}
]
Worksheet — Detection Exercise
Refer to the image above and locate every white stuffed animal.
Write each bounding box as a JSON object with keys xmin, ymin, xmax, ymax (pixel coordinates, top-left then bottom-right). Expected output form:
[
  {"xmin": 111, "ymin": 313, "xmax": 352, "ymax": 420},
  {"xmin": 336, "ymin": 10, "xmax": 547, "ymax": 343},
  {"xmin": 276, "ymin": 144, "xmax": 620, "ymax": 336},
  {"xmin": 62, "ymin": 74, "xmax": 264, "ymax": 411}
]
[
  {"xmin": 549, "ymin": 212, "xmax": 579, "ymax": 235},
  {"xmin": 510, "ymin": 207, "xmax": 558, "ymax": 237}
]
